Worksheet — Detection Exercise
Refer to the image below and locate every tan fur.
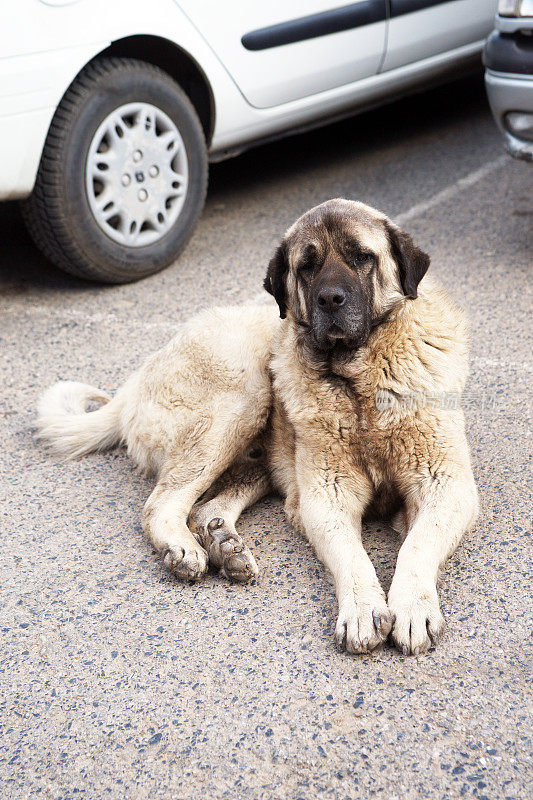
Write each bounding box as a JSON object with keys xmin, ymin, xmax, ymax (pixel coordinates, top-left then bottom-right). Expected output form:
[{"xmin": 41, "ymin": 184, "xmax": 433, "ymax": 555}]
[
  {"xmin": 37, "ymin": 200, "xmax": 478, "ymax": 655},
  {"xmin": 267, "ymin": 200, "xmax": 478, "ymax": 655},
  {"xmin": 37, "ymin": 304, "xmax": 280, "ymax": 583}
]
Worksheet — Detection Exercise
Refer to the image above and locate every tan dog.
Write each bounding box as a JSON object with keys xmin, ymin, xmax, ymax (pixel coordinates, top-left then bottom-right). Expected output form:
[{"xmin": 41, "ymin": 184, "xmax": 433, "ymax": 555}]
[
  {"xmin": 264, "ymin": 199, "xmax": 478, "ymax": 655},
  {"xmin": 37, "ymin": 199, "xmax": 478, "ymax": 655}
]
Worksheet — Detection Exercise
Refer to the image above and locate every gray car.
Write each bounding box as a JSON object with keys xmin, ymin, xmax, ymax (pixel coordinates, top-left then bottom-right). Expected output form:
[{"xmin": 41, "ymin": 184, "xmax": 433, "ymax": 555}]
[{"xmin": 484, "ymin": 0, "xmax": 533, "ymax": 161}]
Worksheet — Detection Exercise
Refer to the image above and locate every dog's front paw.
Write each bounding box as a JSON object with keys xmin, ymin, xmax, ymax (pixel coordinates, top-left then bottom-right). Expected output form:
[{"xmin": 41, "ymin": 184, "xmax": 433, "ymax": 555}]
[
  {"xmin": 388, "ymin": 583, "xmax": 445, "ymax": 655},
  {"xmin": 335, "ymin": 593, "xmax": 393, "ymax": 654},
  {"xmin": 163, "ymin": 545, "xmax": 208, "ymax": 582}
]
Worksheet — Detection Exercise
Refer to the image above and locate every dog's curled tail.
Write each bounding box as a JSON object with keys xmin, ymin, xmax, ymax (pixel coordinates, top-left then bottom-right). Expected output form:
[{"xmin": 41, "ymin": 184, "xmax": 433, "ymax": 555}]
[{"xmin": 36, "ymin": 381, "xmax": 123, "ymax": 459}]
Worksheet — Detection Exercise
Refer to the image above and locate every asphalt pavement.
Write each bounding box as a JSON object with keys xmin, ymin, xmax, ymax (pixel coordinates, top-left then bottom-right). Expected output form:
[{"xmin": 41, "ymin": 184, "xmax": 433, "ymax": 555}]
[{"xmin": 1, "ymin": 74, "xmax": 531, "ymax": 800}]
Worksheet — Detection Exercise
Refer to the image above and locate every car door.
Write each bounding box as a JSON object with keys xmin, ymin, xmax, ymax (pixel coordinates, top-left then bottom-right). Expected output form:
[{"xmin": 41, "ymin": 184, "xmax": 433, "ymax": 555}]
[
  {"xmin": 382, "ymin": 0, "xmax": 498, "ymax": 72},
  {"xmin": 176, "ymin": 1, "xmax": 387, "ymax": 108}
]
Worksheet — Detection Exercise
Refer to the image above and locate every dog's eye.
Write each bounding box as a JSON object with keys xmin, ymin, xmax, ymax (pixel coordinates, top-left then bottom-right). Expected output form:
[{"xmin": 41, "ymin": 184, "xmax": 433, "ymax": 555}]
[
  {"xmin": 298, "ymin": 245, "xmax": 318, "ymax": 275},
  {"xmin": 298, "ymin": 259, "xmax": 315, "ymax": 275},
  {"xmin": 352, "ymin": 252, "xmax": 375, "ymax": 268}
]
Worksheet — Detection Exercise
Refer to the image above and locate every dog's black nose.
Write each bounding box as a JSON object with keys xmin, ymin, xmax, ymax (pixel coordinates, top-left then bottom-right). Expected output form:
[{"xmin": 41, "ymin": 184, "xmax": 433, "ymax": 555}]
[{"xmin": 317, "ymin": 287, "xmax": 346, "ymax": 312}]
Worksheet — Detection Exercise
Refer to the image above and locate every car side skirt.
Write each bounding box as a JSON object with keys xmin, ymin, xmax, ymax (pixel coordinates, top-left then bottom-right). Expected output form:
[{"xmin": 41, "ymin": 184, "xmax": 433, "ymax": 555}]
[{"xmin": 208, "ymin": 40, "xmax": 484, "ymax": 161}]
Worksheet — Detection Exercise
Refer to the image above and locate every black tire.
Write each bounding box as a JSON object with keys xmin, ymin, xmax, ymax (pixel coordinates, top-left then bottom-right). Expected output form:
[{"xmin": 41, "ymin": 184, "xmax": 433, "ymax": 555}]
[{"xmin": 21, "ymin": 57, "xmax": 208, "ymax": 283}]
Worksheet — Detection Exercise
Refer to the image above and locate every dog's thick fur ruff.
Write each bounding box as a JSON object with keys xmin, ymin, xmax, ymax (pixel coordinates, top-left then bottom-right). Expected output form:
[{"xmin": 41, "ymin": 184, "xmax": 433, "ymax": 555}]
[{"xmin": 37, "ymin": 200, "xmax": 478, "ymax": 655}]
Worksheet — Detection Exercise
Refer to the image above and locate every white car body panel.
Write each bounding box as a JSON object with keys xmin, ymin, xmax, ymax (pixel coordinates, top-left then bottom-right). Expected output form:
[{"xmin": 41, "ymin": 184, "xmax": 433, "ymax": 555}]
[
  {"xmin": 208, "ymin": 41, "xmax": 488, "ymax": 157},
  {"xmin": 177, "ymin": 1, "xmax": 386, "ymax": 108},
  {"xmin": 0, "ymin": 0, "xmax": 496, "ymax": 200},
  {"xmin": 383, "ymin": 0, "xmax": 497, "ymax": 72}
]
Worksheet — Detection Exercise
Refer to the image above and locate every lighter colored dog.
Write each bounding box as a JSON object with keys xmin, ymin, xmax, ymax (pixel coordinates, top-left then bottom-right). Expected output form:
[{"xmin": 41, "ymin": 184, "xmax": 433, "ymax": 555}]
[{"xmin": 37, "ymin": 200, "xmax": 478, "ymax": 655}]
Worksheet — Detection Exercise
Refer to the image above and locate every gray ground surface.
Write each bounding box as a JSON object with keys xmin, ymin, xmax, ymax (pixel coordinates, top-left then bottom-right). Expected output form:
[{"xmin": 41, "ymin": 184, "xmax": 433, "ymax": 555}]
[{"xmin": 1, "ymin": 75, "xmax": 531, "ymax": 800}]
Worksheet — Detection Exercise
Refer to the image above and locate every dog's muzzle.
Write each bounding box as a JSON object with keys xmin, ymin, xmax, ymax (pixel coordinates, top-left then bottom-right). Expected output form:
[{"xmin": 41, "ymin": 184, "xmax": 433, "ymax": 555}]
[{"xmin": 311, "ymin": 302, "xmax": 368, "ymax": 350}]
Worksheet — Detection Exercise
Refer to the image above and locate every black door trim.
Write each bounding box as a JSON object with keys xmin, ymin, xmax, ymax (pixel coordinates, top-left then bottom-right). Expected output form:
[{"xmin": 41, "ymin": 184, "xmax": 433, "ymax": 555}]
[
  {"xmin": 389, "ymin": 0, "xmax": 452, "ymax": 17},
  {"xmin": 241, "ymin": 0, "xmax": 455, "ymax": 52},
  {"xmin": 241, "ymin": 1, "xmax": 386, "ymax": 52}
]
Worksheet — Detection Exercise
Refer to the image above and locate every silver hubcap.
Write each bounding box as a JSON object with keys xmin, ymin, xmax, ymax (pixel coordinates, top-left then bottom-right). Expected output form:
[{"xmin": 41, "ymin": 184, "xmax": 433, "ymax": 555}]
[{"xmin": 86, "ymin": 102, "xmax": 188, "ymax": 247}]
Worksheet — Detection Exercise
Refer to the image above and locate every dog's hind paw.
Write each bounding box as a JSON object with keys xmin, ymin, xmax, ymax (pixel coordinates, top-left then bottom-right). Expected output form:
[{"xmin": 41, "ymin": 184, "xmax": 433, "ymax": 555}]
[
  {"xmin": 205, "ymin": 517, "xmax": 259, "ymax": 583},
  {"xmin": 189, "ymin": 512, "xmax": 258, "ymax": 583},
  {"xmin": 220, "ymin": 543, "xmax": 259, "ymax": 583}
]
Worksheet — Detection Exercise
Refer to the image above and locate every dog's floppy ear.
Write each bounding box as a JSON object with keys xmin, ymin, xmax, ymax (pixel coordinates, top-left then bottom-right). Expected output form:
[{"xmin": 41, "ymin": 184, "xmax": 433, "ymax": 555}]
[
  {"xmin": 386, "ymin": 222, "xmax": 430, "ymax": 299},
  {"xmin": 264, "ymin": 242, "xmax": 288, "ymax": 319}
]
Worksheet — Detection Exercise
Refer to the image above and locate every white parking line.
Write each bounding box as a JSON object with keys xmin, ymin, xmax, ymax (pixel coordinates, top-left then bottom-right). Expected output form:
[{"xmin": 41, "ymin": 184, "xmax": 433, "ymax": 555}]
[{"xmin": 393, "ymin": 155, "xmax": 508, "ymax": 226}]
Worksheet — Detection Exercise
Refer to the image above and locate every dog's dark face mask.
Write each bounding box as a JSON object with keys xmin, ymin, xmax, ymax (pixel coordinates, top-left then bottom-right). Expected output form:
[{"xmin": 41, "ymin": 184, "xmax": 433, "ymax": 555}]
[
  {"xmin": 264, "ymin": 200, "xmax": 430, "ymax": 354},
  {"xmin": 301, "ymin": 242, "xmax": 376, "ymax": 351}
]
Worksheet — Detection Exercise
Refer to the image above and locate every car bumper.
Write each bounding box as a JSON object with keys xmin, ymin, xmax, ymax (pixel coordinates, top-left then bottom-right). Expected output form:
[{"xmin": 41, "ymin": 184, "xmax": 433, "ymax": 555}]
[
  {"xmin": 484, "ymin": 30, "xmax": 533, "ymax": 162},
  {"xmin": 485, "ymin": 70, "xmax": 533, "ymax": 161}
]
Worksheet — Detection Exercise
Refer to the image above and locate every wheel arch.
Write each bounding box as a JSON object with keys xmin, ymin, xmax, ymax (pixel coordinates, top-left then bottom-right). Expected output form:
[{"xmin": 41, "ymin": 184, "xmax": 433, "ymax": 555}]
[{"xmin": 93, "ymin": 34, "xmax": 215, "ymax": 146}]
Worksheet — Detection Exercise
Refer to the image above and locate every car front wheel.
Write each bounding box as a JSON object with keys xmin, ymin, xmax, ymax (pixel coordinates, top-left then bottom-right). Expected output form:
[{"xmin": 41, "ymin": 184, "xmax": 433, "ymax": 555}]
[{"xmin": 21, "ymin": 57, "xmax": 208, "ymax": 283}]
